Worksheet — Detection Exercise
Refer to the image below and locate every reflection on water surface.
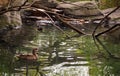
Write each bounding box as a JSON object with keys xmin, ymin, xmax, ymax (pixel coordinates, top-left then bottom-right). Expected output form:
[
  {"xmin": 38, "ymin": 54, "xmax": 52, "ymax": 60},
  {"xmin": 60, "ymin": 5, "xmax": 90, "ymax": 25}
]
[
  {"xmin": 43, "ymin": 62, "xmax": 89, "ymax": 76},
  {"xmin": 0, "ymin": 25, "xmax": 120, "ymax": 76}
]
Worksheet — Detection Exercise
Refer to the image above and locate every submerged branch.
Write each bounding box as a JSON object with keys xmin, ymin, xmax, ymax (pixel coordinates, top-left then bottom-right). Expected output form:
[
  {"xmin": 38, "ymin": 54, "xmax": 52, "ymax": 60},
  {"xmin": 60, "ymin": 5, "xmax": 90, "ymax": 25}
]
[{"xmin": 95, "ymin": 36, "xmax": 120, "ymax": 59}]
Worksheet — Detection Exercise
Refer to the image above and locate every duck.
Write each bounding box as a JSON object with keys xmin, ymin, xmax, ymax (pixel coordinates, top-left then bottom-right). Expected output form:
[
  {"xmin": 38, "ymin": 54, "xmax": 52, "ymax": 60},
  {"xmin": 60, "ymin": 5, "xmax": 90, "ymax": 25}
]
[{"xmin": 17, "ymin": 48, "xmax": 39, "ymax": 61}]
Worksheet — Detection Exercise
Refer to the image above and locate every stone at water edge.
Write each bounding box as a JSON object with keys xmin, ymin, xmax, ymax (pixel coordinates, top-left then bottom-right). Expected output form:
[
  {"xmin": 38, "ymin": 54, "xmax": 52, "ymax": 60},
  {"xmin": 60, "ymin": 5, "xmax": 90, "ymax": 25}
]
[{"xmin": 57, "ymin": 1, "xmax": 103, "ymax": 17}]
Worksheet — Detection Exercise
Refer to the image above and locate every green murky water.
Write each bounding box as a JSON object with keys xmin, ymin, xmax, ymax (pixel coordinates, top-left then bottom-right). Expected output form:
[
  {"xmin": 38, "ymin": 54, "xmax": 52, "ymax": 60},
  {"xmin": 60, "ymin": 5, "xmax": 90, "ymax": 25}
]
[{"xmin": 0, "ymin": 25, "xmax": 120, "ymax": 76}]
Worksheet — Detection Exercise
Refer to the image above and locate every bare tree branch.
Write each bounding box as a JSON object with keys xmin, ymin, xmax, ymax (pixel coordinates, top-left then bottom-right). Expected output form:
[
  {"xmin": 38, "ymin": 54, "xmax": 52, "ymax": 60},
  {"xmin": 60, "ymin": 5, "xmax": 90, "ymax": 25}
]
[
  {"xmin": 95, "ymin": 24, "xmax": 120, "ymax": 37},
  {"xmin": 92, "ymin": 6, "xmax": 120, "ymax": 36},
  {"xmin": 0, "ymin": 0, "xmax": 29, "ymax": 15},
  {"xmin": 55, "ymin": 15, "xmax": 86, "ymax": 35}
]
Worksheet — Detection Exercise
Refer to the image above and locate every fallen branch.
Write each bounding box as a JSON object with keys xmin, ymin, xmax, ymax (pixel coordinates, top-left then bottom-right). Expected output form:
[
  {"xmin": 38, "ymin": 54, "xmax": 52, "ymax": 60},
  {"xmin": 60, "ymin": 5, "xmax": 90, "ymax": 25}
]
[
  {"xmin": 55, "ymin": 15, "xmax": 86, "ymax": 35},
  {"xmin": 36, "ymin": 9, "xmax": 70, "ymax": 38}
]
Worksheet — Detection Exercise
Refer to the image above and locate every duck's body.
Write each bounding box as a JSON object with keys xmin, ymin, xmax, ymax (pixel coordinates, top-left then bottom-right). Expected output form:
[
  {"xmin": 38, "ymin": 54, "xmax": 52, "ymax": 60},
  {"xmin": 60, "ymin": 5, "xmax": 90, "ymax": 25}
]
[
  {"xmin": 17, "ymin": 48, "xmax": 38, "ymax": 61},
  {"xmin": 18, "ymin": 54, "xmax": 38, "ymax": 61}
]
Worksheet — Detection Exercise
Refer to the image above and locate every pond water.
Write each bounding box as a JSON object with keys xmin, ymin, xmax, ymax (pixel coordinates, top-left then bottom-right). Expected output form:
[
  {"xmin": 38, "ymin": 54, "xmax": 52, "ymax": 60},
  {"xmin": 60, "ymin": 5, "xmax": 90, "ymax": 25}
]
[
  {"xmin": 0, "ymin": 24, "xmax": 120, "ymax": 76},
  {"xmin": 43, "ymin": 61, "xmax": 89, "ymax": 76}
]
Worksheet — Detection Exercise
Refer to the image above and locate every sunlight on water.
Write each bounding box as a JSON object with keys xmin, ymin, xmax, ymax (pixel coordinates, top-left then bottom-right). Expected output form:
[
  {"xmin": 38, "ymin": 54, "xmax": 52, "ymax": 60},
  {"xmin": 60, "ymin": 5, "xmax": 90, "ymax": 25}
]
[{"xmin": 43, "ymin": 62, "xmax": 89, "ymax": 76}]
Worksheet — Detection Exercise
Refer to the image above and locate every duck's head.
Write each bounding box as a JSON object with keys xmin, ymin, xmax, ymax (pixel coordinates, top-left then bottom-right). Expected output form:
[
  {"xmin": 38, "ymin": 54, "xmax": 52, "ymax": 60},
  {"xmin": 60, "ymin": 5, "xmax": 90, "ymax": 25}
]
[{"xmin": 32, "ymin": 48, "xmax": 39, "ymax": 55}]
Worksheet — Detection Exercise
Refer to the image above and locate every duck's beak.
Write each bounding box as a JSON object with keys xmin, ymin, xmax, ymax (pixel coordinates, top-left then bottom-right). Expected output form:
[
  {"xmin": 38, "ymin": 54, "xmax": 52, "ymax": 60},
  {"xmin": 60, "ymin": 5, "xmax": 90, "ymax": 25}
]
[{"xmin": 36, "ymin": 51, "xmax": 39, "ymax": 54}]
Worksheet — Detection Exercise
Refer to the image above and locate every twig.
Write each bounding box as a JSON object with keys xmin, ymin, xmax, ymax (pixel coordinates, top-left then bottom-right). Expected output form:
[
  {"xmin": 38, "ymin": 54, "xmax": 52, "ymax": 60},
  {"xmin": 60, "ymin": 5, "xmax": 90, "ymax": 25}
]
[{"xmin": 17, "ymin": 0, "xmax": 28, "ymax": 10}]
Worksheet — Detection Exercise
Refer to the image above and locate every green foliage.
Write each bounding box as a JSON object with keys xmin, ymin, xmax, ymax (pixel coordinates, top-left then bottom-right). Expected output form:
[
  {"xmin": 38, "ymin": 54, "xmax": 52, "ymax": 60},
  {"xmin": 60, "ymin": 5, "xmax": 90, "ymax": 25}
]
[
  {"xmin": 99, "ymin": 0, "xmax": 120, "ymax": 9},
  {"xmin": 78, "ymin": 36, "xmax": 100, "ymax": 57},
  {"xmin": 0, "ymin": 49, "xmax": 15, "ymax": 74}
]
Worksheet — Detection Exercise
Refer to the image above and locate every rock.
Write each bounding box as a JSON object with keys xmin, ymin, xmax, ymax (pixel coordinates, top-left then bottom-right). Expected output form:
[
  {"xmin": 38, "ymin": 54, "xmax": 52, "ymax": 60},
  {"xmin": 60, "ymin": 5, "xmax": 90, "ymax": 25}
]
[
  {"xmin": 5, "ymin": 11, "xmax": 22, "ymax": 25},
  {"xmin": 0, "ymin": 11, "xmax": 22, "ymax": 29},
  {"xmin": 57, "ymin": 1, "xmax": 103, "ymax": 18},
  {"xmin": 32, "ymin": 0, "xmax": 58, "ymax": 8},
  {"xmin": 0, "ymin": 0, "xmax": 26, "ymax": 28}
]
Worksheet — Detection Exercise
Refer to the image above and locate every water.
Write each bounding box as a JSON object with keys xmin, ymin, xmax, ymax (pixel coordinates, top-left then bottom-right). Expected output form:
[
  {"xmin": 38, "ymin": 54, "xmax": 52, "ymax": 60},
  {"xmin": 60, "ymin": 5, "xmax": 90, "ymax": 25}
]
[
  {"xmin": 0, "ymin": 23, "xmax": 120, "ymax": 76},
  {"xmin": 43, "ymin": 62, "xmax": 89, "ymax": 76}
]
